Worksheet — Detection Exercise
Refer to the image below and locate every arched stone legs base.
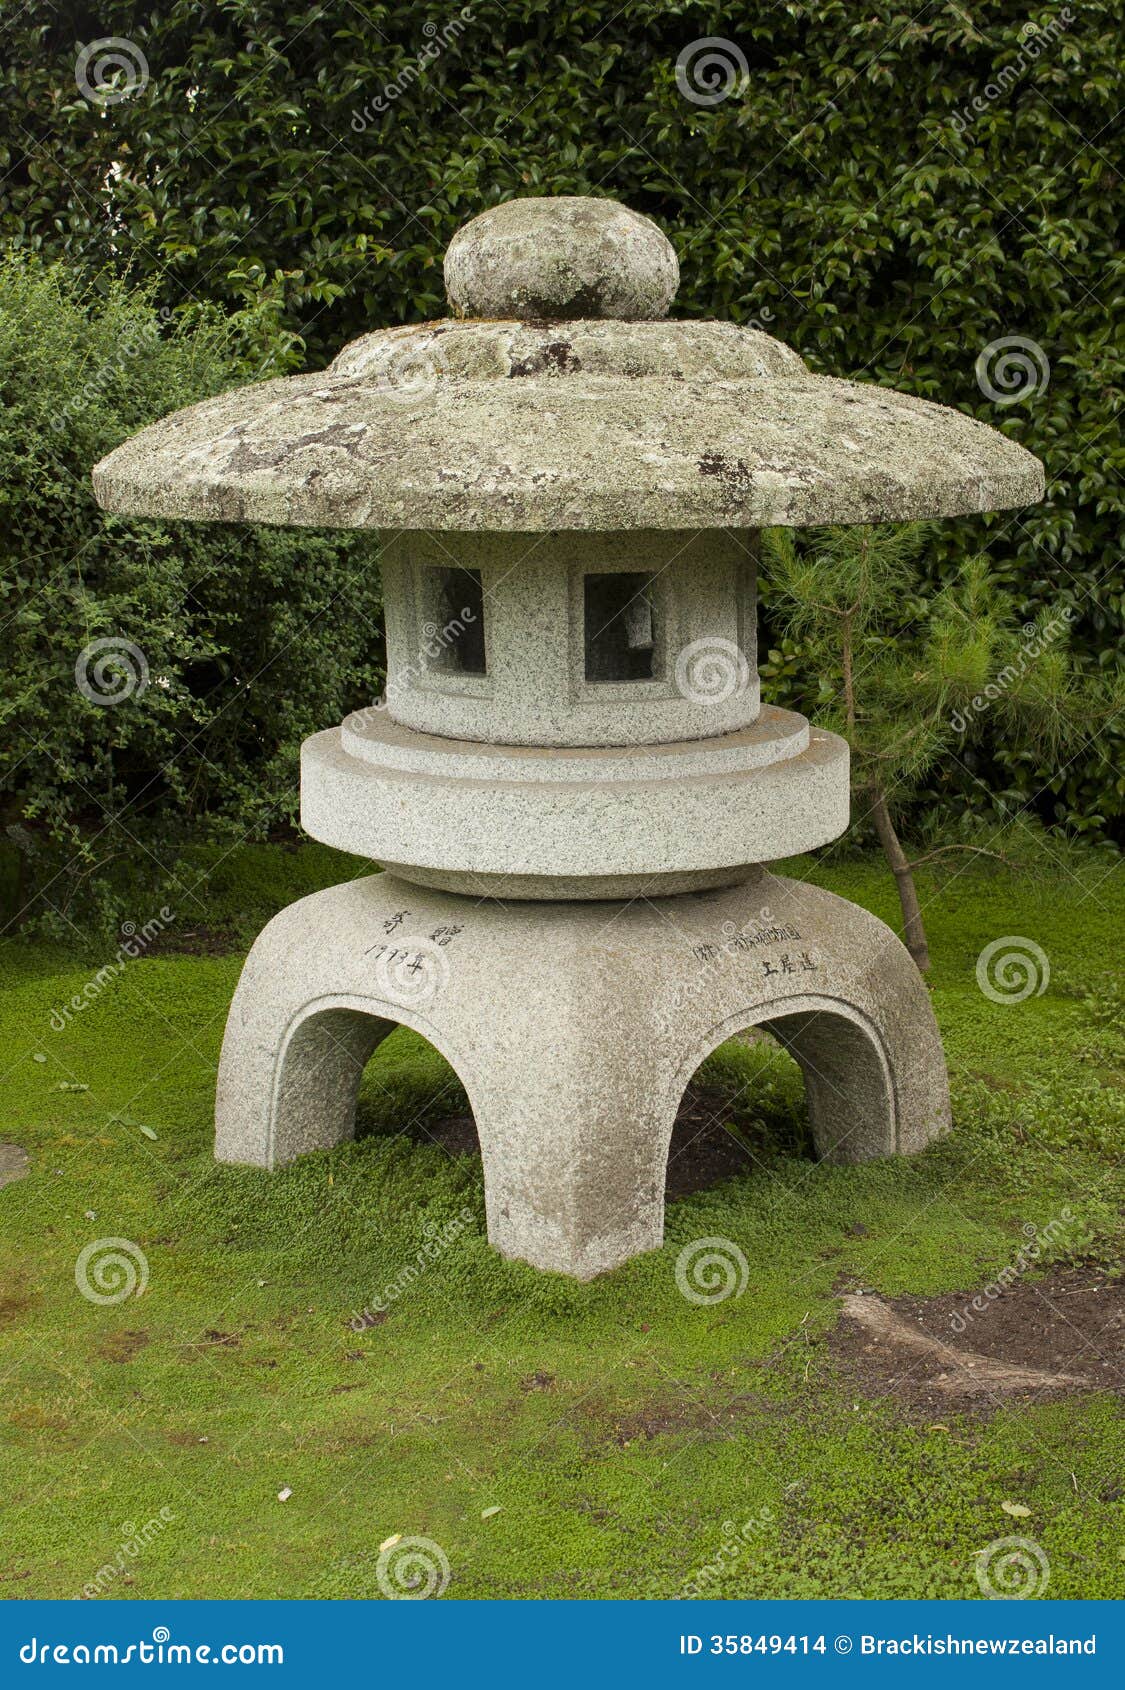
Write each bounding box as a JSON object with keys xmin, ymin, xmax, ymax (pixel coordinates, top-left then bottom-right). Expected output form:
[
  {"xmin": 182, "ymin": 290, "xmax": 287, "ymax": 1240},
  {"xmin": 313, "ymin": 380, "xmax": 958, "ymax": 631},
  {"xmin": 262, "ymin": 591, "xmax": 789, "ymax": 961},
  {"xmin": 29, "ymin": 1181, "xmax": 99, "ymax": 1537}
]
[{"xmin": 215, "ymin": 871, "xmax": 951, "ymax": 1279}]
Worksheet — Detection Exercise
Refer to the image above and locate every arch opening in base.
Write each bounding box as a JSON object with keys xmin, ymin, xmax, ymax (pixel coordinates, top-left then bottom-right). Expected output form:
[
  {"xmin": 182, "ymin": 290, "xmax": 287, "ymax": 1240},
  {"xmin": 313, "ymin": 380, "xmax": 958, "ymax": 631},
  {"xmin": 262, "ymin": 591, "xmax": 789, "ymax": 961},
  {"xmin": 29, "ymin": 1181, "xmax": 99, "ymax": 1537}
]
[{"xmin": 663, "ymin": 996, "xmax": 899, "ymax": 1202}]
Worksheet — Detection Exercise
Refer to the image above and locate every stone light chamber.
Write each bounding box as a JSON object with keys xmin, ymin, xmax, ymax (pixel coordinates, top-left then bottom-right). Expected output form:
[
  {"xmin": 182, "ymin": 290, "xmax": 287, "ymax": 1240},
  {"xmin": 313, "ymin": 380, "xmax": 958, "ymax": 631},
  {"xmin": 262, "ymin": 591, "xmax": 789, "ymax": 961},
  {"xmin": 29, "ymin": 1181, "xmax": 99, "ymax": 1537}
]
[{"xmin": 93, "ymin": 195, "xmax": 1044, "ymax": 1280}]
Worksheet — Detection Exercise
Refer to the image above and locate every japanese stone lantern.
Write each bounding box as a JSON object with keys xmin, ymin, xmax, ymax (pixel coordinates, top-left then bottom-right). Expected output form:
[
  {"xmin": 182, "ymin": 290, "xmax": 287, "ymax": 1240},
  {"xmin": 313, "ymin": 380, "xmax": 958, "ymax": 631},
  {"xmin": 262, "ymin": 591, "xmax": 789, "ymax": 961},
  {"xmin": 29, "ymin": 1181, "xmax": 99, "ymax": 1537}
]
[{"xmin": 93, "ymin": 196, "xmax": 1043, "ymax": 1279}]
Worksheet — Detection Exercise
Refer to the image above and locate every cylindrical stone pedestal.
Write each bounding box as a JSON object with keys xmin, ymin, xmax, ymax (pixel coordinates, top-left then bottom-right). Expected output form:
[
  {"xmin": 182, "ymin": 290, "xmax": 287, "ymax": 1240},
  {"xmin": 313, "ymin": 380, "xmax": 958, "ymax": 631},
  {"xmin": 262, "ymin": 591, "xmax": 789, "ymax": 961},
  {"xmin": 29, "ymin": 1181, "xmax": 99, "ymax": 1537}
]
[{"xmin": 300, "ymin": 526, "xmax": 849, "ymax": 899}]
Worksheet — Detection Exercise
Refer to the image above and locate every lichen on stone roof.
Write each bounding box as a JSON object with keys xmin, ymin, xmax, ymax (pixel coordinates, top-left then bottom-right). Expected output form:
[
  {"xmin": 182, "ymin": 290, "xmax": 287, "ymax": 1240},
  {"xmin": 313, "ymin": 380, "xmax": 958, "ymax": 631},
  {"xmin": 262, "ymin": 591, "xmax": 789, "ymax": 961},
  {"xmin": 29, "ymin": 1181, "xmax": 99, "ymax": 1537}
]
[{"xmin": 93, "ymin": 194, "xmax": 1045, "ymax": 533}]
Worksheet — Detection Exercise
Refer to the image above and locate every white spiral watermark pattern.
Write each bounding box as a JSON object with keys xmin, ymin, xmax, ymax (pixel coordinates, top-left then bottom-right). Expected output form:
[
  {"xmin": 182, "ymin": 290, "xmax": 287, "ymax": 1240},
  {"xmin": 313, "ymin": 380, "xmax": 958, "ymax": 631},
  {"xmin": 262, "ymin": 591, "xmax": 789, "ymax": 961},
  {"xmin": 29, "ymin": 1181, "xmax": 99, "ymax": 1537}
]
[
  {"xmin": 376, "ymin": 1535, "xmax": 451, "ymax": 1599},
  {"xmin": 76, "ymin": 637, "xmax": 150, "ymax": 706},
  {"xmin": 975, "ymin": 1535, "xmax": 1050, "ymax": 1599},
  {"xmin": 975, "ymin": 336, "xmax": 1050, "ymax": 404},
  {"xmin": 373, "ymin": 937, "xmax": 450, "ymax": 1007},
  {"xmin": 151, "ymin": 1627, "xmax": 171, "ymax": 1645},
  {"xmin": 75, "ymin": 38, "xmax": 150, "ymax": 106},
  {"xmin": 75, "ymin": 1238, "xmax": 150, "ymax": 1305},
  {"xmin": 975, "ymin": 936, "xmax": 1050, "ymax": 1005},
  {"xmin": 675, "ymin": 637, "xmax": 750, "ymax": 705},
  {"xmin": 675, "ymin": 1236, "xmax": 749, "ymax": 1305},
  {"xmin": 675, "ymin": 38, "xmax": 749, "ymax": 106},
  {"xmin": 373, "ymin": 338, "xmax": 448, "ymax": 405}
]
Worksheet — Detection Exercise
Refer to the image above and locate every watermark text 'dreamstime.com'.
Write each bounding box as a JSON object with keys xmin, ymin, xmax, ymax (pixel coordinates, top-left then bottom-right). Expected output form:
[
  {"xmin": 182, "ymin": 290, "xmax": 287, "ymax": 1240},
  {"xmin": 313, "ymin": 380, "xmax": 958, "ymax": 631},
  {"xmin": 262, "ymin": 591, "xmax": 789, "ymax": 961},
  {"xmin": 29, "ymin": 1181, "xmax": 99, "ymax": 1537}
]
[{"xmin": 18, "ymin": 1627, "xmax": 283, "ymax": 1666}]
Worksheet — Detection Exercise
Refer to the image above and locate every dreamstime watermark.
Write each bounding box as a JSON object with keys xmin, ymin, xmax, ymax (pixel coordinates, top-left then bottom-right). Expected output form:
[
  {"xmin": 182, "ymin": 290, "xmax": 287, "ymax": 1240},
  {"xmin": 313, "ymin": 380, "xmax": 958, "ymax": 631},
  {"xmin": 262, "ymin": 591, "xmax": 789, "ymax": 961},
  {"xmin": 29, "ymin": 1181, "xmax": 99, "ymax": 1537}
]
[
  {"xmin": 18, "ymin": 1630, "xmax": 283, "ymax": 1666},
  {"xmin": 950, "ymin": 10, "xmax": 1074, "ymax": 135},
  {"xmin": 49, "ymin": 907, "xmax": 175, "ymax": 1032},
  {"xmin": 75, "ymin": 1238, "xmax": 149, "ymax": 1305},
  {"xmin": 975, "ymin": 1535, "xmax": 1051, "ymax": 1599},
  {"xmin": 681, "ymin": 1507, "xmax": 775, "ymax": 1598},
  {"xmin": 76, "ymin": 1509, "xmax": 176, "ymax": 1600},
  {"xmin": 949, "ymin": 607, "xmax": 1074, "ymax": 732},
  {"xmin": 352, "ymin": 605, "xmax": 479, "ymax": 723},
  {"xmin": 975, "ymin": 335, "xmax": 1051, "ymax": 404},
  {"xmin": 370, "ymin": 935, "xmax": 451, "ymax": 1007},
  {"xmin": 76, "ymin": 637, "xmax": 150, "ymax": 705},
  {"xmin": 51, "ymin": 307, "xmax": 172, "ymax": 432},
  {"xmin": 675, "ymin": 637, "xmax": 750, "ymax": 705},
  {"xmin": 950, "ymin": 1209, "xmax": 1077, "ymax": 1334},
  {"xmin": 350, "ymin": 1208, "xmax": 476, "ymax": 1329},
  {"xmin": 75, "ymin": 37, "xmax": 150, "ymax": 106},
  {"xmin": 675, "ymin": 1236, "xmax": 749, "ymax": 1306},
  {"xmin": 675, "ymin": 38, "xmax": 748, "ymax": 106},
  {"xmin": 367, "ymin": 333, "xmax": 450, "ymax": 405},
  {"xmin": 351, "ymin": 10, "xmax": 474, "ymax": 130},
  {"xmin": 975, "ymin": 936, "xmax": 1050, "ymax": 1004},
  {"xmin": 375, "ymin": 1534, "xmax": 451, "ymax": 1599}
]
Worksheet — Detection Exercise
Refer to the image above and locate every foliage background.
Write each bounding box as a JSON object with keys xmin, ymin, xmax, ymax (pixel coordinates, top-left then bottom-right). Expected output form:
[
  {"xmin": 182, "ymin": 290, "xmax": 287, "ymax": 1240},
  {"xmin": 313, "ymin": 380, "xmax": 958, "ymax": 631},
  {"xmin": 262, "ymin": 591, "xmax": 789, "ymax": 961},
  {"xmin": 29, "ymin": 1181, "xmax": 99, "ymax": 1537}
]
[
  {"xmin": 0, "ymin": 0, "xmax": 1121, "ymax": 924},
  {"xmin": 0, "ymin": 258, "xmax": 382, "ymax": 931}
]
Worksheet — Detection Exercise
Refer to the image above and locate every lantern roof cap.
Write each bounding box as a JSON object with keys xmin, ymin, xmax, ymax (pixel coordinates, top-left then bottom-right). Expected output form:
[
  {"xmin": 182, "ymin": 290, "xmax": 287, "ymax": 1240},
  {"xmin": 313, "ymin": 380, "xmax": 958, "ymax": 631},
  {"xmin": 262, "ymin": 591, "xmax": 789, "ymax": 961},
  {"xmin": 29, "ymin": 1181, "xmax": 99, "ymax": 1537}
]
[
  {"xmin": 444, "ymin": 195, "xmax": 680, "ymax": 321},
  {"xmin": 93, "ymin": 195, "xmax": 1044, "ymax": 532}
]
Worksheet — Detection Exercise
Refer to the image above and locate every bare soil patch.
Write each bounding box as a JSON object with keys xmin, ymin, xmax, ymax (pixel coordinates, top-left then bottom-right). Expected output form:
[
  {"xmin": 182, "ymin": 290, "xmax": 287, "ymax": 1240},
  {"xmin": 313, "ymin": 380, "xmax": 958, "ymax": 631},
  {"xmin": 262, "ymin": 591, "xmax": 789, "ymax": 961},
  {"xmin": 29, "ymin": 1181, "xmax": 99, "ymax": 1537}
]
[
  {"xmin": 580, "ymin": 1388, "xmax": 780, "ymax": 1448},
  {"xmin": 829, "ymin": 1267, "xmax": 1124, "ymax": 1416},
  {"xmin": 414, "ymin": 1084, "xmax": 761, "ymax": 1200},
  {"xmin": 96, "ymin": 1329, "xmax": 149, "ymax": 1364},
  {"xmin": 0, "ymin": 1144, "xmax": 28, "ymax": 1189},
  {"xmin": 0, "ymin": 1279, "xmax": 35, "ymax": 1324}
]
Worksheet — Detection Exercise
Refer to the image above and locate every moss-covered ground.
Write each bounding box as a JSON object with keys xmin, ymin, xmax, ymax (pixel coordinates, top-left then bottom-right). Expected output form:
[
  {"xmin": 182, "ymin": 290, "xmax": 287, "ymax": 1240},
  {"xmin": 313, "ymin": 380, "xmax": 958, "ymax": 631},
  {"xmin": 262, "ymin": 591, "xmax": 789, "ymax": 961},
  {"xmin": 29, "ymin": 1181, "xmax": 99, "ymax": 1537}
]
[{"xmin": 1, "ymin": 846, "xmax": 1122, "ymax": 1600}]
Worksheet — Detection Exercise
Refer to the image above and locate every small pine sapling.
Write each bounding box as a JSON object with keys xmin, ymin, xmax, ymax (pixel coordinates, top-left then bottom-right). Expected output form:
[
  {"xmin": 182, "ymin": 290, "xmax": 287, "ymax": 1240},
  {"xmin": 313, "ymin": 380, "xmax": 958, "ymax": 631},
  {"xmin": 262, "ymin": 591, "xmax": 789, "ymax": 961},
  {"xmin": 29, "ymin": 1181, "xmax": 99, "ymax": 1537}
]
[{"xmin": 761, "ymin": 524, "xmax": 1118, "ymax": 972}]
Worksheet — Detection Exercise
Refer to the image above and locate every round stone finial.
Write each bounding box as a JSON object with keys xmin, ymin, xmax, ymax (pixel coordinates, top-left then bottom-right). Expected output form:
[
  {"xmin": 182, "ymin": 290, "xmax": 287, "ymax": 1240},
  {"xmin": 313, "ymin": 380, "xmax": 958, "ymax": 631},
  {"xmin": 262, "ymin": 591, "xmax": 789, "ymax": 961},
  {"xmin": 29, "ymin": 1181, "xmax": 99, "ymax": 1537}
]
[{"xmin": 444, "ymin": 195, "xmax": 679, "ymax": 322}]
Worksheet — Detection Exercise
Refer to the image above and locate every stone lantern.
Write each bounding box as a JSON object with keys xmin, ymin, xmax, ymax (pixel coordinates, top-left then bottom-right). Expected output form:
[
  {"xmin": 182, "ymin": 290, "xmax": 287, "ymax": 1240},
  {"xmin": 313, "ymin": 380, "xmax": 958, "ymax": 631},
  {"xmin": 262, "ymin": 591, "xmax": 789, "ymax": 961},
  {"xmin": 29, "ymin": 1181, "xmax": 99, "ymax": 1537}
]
[{"xmin": 93, "ymin": 196, "xmax": 1043, "ymax": 1280}]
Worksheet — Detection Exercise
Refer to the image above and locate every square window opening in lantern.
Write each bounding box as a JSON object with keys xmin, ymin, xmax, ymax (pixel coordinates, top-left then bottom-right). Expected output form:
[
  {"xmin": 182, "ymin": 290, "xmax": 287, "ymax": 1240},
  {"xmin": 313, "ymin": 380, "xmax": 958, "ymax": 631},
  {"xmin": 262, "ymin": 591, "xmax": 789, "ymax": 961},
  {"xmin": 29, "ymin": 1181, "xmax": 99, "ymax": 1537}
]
[
  {"xmin": 425, "ymin": 566, "xmax": 487, "ymax": 675},
  {"xmin": 584, "ymin": 572, "xmax": 659, "ymax": 683}
]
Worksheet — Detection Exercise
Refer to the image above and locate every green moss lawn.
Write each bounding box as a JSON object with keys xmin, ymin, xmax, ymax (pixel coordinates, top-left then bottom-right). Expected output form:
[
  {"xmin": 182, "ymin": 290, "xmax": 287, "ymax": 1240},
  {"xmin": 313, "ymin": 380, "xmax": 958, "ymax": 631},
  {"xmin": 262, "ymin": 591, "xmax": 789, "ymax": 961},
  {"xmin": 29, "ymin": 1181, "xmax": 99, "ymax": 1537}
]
[{"xmin": 1, "ymin": 846, "xmax": 1122, "ymax": 1600}]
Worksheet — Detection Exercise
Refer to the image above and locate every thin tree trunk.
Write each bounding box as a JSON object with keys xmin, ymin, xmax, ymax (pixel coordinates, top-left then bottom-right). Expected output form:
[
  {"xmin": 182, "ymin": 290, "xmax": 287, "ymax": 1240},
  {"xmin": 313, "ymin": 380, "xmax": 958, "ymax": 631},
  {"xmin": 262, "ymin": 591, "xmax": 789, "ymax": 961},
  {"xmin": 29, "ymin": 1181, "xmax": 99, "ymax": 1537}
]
[
  {"xmin": 2, "ymin": 821, "xmax": 29, "ymax": 933},
  {"xmin": 841, "ymin": 611, "xmax": 855, "ymax": 733},
  {"xmin": 6, "ymin": 854, "xmax": 25, "ymax": 933},
  {"xmin": 867, "ymin": 785, "xmax": 930, "ymax": 973}
]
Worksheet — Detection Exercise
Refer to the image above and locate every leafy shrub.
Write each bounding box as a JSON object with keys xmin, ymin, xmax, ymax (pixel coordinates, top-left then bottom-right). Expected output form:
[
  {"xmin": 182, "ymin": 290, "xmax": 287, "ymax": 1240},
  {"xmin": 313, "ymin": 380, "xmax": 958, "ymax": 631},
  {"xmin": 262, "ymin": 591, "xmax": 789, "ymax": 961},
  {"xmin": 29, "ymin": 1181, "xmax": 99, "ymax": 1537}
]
[{"xmin": 0, "ymin": 254, "xmax": 383, "ymax": 933}]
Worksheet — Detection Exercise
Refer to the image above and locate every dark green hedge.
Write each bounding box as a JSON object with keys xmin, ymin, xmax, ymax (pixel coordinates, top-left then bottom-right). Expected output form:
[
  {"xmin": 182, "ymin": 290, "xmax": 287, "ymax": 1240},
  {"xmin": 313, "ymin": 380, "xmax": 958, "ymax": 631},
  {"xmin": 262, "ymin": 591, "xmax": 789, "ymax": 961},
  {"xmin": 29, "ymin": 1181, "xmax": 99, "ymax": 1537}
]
[
  {"xmin": 2, "ymin": 0, "xmax": 1121, "ymax": 838},
  {"xmin": 0, "ymin": 255, "xmax": 382, "ymax": 933}
]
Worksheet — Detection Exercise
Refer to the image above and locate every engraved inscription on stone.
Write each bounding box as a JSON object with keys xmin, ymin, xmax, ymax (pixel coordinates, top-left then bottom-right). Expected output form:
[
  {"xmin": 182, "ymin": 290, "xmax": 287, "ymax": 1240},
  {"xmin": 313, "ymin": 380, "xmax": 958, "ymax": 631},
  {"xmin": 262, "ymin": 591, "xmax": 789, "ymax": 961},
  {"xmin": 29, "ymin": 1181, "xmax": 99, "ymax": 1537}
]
[
  {"xmin": 761, "ymin": 951, "xmax": 819, "ymax": 978},
  {"xmin": 692, "ymin": 922, "xmax": 802, "ymax": 964},
  {"xmin": 364, "ymin": 912, "xmax": 465, "ymax": 971}
]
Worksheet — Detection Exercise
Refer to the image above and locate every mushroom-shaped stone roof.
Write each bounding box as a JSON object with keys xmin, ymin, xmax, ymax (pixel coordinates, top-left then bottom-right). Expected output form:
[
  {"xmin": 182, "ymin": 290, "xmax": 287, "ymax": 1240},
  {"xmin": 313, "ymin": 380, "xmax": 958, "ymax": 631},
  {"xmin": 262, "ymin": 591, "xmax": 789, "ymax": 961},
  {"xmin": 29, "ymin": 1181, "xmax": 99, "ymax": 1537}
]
[{"xmin": 93, "ymin": 195, "xmax": 1043, "ymax": 532}]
